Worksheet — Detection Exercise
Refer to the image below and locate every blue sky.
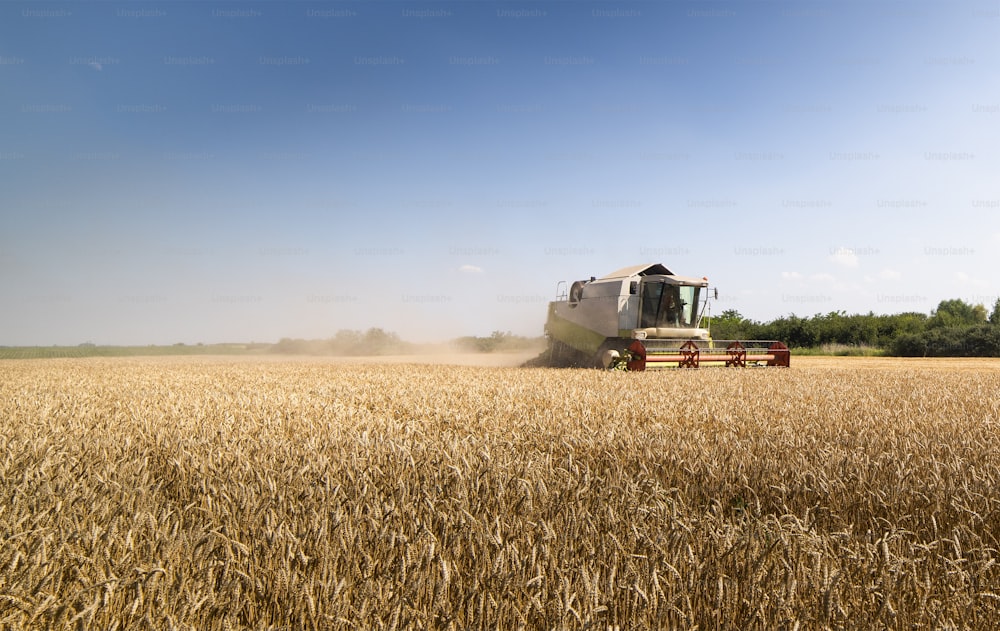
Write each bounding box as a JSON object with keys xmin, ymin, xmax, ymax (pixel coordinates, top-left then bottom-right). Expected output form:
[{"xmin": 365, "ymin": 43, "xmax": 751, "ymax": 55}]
[{"xmin": 2, "ymin": 0, "xmax": 999, "ymax": 345}]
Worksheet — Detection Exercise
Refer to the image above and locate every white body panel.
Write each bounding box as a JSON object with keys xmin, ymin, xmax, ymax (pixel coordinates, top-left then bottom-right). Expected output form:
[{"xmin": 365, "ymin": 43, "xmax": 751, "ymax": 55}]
[{"xmin": 549, "ymin": 263, "xmax": 711, "ymax": 348}]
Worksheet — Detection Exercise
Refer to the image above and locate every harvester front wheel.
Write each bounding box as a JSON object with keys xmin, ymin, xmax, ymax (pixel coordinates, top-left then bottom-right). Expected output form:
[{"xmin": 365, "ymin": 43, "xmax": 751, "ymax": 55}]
[{"xmin": 596, "ymin": 340, "xmax": 632, "ymax": 370}]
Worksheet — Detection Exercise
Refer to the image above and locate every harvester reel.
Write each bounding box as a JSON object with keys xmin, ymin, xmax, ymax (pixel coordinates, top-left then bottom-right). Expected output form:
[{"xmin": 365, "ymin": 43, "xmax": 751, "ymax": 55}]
[
  {"xmin": 725, "ymin": 341, "xmax": 747, "ymax": 368},
  {"xmin": 678, "ymin": 340, "xmax": 700, "ymax": 369},
  {"xmin": 615, "ymin": 338, "xmax": 789, "ymax": 371}
]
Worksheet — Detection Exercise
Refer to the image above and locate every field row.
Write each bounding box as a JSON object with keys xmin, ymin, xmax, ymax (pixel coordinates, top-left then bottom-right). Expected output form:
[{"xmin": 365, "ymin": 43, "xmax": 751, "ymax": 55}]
[{"xmin": 1, "ymin": 358, "xmax": 999, "ymax": 628}]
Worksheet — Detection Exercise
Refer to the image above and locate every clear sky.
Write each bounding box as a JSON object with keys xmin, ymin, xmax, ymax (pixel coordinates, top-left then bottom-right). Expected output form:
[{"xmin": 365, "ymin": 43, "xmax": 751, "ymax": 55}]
[{"xmin": 2, "ymin": 0, "xmax": 999, "ymax": 345}]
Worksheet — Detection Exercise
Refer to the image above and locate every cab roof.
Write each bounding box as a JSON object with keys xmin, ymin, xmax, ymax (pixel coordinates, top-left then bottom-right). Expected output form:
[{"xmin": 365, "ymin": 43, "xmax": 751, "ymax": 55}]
[
  {"xmin": 598, "ymin": 263, "xmax": 708, "ymax": 287},
  {"xmin": 598, "ymin": 263, "xmax": 673, "ymax": 279}
]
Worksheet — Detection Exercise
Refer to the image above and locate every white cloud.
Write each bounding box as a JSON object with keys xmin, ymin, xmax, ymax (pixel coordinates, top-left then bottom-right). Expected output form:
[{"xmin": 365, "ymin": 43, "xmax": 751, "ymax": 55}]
[
  {"xmin": 828, "ymin": 247, "xmax": 859, "ymax": 268},
  {"xmin": 458, "ymin": 264, "xmax": 483, "ymax": 274},
  {"xmin": 809, "ymin": 273, "xmax": 836, "ymax": 283},
  {"xmin": 781, "ymin": 271, "xmax": 803, "ymax": 281},
  {"xmin": 879, "ymin": 268, "xmax": 901, "ymax": 281},
  {"xmin": 956, "ymin": 271, "xmax": 988, "ymax": 287}
]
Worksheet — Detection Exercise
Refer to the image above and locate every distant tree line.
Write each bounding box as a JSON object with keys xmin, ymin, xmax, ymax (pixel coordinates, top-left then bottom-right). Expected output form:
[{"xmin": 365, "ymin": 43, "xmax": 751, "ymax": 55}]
[
  {"xmin": 708, "ymin": 298, "xmax": 1000, "ymax": 357},
  {"xmin": 270, "ymin": 328, "xmax": 410, "ymax": 356},
  {"xmin": 269, "ymin": 328, "xmax": 544, "ymax": 356},
  {"xmin": 450, "ymin": 330, "xmax": 544, "ymax": 353}
]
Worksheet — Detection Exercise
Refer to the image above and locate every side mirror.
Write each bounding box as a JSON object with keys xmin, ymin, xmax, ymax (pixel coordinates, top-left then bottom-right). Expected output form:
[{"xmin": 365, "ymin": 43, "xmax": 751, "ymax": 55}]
[{"xmin": 713, "ymin": 287, "xmax": 719, "ymax": 300}]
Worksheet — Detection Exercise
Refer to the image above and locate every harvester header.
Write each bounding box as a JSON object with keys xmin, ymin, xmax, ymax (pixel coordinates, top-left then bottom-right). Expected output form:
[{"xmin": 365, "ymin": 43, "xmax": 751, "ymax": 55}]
[{"xmin": 543, "ymin": 263, "xmax": 789, "ymax": 370}]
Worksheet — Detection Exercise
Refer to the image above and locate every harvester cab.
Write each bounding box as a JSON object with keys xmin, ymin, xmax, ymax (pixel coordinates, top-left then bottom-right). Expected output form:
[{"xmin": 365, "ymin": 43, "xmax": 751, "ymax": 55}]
[{"xmin": 544, "ymin": 263, "xmax": 789, "ymax": 370}]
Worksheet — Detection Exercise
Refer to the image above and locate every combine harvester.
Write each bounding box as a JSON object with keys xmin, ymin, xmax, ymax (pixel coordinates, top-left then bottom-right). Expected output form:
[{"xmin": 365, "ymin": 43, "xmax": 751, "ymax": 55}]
[{"xmin": 543, "ymin": 263, "xmax": 789, "ymax": 370}]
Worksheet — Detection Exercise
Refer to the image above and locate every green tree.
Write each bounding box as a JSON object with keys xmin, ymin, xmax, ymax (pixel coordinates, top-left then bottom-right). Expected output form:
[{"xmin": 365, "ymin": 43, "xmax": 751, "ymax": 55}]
[
  {"xmin": 328, "ymin": 329, "xmax": 363, "ymax": 354},
  {"xmin": 892, "ymin": 333, "xmax": 927, "ymax": 357},
  {"xmin": 928, "ymin": 299, "xmax": 981, "ymax": 328},
  {"xmin": 708, "ymin": 310, "xmax": 760, "ymax": 340},
  {"xmin": 966, "ymin": 325, "xmax": 1000, "ymax": 355},
  {"xmin": 990, "ymin": 298, "xmax": 1000, "ymax": 325},
  {"xmin": 760, "ymin": 314, "xmax": 816, "ymax": 348},
  {"xmin": 972, "ymin": 303, "xmax": 988, "ymax": 323},
  {"xmin": 882, "ymin": 312, "xmax": 928, "ymax": 338},
  {"xmin": 363, "ymin": 328, "xmax": 402, "ymax": 355}
]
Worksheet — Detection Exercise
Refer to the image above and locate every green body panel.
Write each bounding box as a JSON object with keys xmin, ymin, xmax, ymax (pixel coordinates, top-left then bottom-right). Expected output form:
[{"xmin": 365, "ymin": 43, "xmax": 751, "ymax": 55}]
[{"xmin": 546, "ymin": 304, "xmax": 608, "ymax": 356}]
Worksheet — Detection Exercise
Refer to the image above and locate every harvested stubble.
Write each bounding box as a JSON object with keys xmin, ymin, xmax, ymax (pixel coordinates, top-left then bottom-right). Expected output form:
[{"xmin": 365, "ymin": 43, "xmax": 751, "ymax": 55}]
[{"xmin": 1, "ymin": 357, "xmax": 999, "ymax": 630}]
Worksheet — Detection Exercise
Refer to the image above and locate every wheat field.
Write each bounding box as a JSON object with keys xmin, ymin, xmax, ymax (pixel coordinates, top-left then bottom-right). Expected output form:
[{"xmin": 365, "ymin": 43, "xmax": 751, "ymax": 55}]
[{"xmin": 1, "ymin": 356, "xmax": 999, "ymax": 629}]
